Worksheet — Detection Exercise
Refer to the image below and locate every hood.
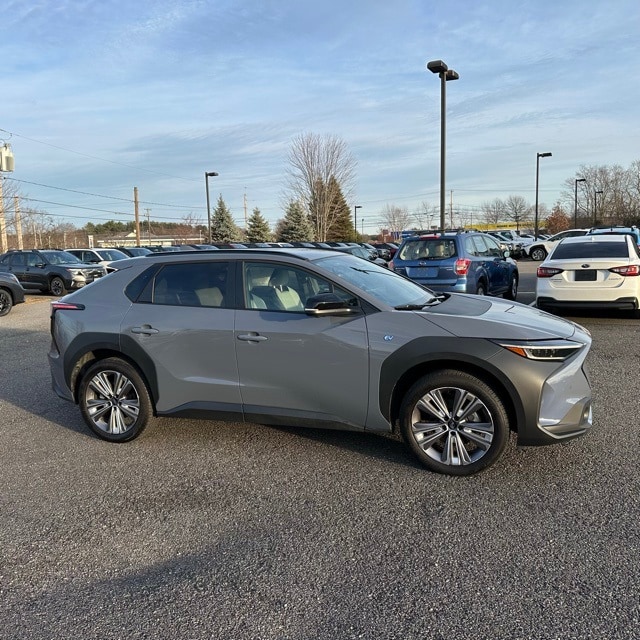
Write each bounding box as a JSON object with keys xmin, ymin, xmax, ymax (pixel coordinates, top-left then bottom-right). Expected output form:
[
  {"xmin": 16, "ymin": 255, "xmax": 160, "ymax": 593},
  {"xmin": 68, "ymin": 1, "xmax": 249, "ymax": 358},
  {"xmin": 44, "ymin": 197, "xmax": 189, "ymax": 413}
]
[{"xmin": 419, "ymin": 294, "xmax": 583, "ymax": 341}]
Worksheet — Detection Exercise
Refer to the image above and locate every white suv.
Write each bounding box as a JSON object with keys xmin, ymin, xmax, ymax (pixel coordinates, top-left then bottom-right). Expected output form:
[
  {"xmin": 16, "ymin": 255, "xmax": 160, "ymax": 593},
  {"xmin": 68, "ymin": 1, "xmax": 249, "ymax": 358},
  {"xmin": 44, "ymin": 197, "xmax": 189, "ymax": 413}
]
[{"xmin": 526, "ymin": 229, "xmax": 590, "ymax": 261}]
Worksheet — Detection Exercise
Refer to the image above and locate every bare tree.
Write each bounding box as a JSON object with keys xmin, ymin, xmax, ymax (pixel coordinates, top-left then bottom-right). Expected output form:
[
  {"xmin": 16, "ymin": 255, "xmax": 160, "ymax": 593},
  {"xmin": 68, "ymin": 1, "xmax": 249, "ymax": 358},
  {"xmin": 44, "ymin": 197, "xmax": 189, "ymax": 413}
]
[
  {"xmin": 504, "ymin": 195, "xmax": 531, "ymax": 231},
  {"xmin": 481, "ymin": 198, "xmax": 505, "ymax": 227},
  {"xmin": 379, "ymin": 204, "xmax": 411, "ymax": 235},
  {"xmin": 413, "ymin": 201, "xmax": 437, "ymax": 231},
  {"xmin": 285, "ymin": 133, "xmax": 356, "ymax": 241}
]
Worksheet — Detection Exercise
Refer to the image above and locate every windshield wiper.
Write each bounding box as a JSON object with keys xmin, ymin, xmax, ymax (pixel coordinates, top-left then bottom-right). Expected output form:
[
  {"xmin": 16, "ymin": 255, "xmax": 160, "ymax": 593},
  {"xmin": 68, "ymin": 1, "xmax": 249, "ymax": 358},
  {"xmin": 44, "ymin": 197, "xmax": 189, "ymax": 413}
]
[{"xmin": 394, "ymin": 299, "xmax": 440, "ymax": 310}]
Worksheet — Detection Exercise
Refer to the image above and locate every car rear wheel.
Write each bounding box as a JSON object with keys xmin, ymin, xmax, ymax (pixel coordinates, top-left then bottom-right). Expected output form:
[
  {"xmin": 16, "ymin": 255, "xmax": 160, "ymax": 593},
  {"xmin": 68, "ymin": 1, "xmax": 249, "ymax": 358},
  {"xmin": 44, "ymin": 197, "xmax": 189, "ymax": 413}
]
[
  {"xmin": 399, "ymin": 370, "xmax": 509, "ymax": 475},
  {"xmin": 504, "ymin": 274, "xmax": 518, "ymax": 300},
  {"xmin": 0, "ymin": 289, "xmax": 13, "ymax": 317},
  {"xmin": 79, "ymin": 358, "xmax": 153, "ymax": 442},
  {"xmin": 49, "ymin": 276, "xmax": 67, "ymax": 296},
  {"xmin": 530, "ymin": 247, "xmax": 547, "ymax": 261},
  {"xmin": 475, "ymin": 282, "xmax": 487, "ymax": 296}
]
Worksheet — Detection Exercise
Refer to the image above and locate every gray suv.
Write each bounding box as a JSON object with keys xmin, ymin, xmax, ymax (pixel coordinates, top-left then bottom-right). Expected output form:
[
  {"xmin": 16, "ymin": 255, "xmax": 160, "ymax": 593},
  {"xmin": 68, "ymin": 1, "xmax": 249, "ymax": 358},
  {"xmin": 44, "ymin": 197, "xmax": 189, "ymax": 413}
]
[{"xmin": 48, "ymin": 249, "xmax": 593, "ymax": 475}]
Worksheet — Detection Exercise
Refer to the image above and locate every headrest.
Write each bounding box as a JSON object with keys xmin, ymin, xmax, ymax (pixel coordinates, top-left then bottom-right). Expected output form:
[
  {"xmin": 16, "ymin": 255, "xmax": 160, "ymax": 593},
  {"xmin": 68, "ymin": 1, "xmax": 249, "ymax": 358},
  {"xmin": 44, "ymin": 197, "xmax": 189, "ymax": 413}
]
[{"xmin": 269, "ymin": 269, "xmax": 289, "ymax": 287}]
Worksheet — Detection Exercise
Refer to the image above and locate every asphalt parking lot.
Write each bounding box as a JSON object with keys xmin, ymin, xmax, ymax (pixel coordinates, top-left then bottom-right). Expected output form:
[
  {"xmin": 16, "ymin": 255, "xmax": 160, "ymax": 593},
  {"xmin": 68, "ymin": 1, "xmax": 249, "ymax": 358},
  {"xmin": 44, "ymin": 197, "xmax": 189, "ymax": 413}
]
[{"xmin": 2, "ymin": 277, "xmax": 639, "ymax": 640}]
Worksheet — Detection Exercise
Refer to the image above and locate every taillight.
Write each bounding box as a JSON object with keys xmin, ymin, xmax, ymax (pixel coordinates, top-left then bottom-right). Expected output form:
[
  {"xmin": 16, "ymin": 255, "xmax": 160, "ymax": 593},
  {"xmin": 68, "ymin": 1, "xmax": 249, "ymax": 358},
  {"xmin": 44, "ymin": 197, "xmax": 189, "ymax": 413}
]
[
  {"xmin": 51, "ymin": 301, "xmax": 85, "ymax": 312},
  {"xmin": 454, "ymin": 259, "xmax": 471, "ymax": 275},
  {"xmin": 609, "ymin": 265, "xmax": 640, "ymax": 276},
  {"xmin": 537, "ymin": 266, "xmax": 563, "ymax": 278}
]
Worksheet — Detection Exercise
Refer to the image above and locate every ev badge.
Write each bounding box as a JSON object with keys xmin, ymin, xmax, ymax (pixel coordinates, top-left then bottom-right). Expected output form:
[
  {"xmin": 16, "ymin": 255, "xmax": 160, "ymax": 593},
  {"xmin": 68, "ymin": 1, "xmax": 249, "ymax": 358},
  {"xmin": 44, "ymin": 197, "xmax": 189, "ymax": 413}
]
[{"xmin": 384, "ymin": 335, "xmax": 394, "ymax": 341}]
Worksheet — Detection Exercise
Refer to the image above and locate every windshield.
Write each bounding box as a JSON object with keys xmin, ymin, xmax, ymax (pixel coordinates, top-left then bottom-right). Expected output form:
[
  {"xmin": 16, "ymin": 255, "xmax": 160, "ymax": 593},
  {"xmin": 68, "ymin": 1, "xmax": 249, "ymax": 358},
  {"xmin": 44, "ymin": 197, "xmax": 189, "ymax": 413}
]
[
  {"xmin": 41, "ymin": 250, "xmax": 82, "ymax": 264},
  {"xmin": 314, "ymin": 254, "xmax": 437, "ymax": 307},
  {"xmin": 97, "ymin": 249, "xmax": 128, "ymax": 261}
]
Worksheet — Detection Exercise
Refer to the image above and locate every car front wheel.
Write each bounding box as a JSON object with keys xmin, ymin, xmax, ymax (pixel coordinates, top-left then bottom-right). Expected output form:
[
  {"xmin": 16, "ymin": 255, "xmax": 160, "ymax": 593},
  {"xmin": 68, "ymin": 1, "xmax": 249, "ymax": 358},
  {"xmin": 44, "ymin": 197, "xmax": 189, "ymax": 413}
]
[
  {"xmin": 530, "ymin": 247, "xmax": 547, "ymax": 261},
  {"xmin": 49, "ymin": 276, "xmax": 67, "ymax": 296},
  {"xmin": 399, "ymin": 370, "xmax": 509, "ymax": 475},
  {"xmin": 0, "ymin": 289, "xmax": 13, "ymax": 316},
  {"xmin": 79, "ymin": 358, "xmax": 153, "ymax": 442}
]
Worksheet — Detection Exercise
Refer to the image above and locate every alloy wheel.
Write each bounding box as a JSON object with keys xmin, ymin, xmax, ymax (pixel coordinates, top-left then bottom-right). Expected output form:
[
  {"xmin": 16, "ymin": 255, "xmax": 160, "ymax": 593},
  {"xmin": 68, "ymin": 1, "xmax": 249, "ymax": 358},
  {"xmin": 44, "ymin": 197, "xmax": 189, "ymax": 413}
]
[{"xmin": 84, "ymin": 369, "xmax": 141, "ymax": 435}]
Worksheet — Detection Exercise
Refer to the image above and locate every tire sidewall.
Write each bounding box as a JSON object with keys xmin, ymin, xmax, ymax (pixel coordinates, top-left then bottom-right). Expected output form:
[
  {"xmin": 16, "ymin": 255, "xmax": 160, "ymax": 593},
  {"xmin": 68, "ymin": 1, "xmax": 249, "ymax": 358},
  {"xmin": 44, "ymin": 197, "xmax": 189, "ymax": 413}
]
[
  {"xmin": 531, "ymin": 247, "xmax": 546, "ymax": 261},
  {"xmin": 79, "ymin": 357, "xmax": 153, "ymax": 442},
  {"xmin": 504, "ymin": 274, "xmax": 518, "ymax": 300},
  {"xmin": 0, "ymin": 290, "xmax": 12, "ymax": 317},
  {"xmin": 50, "ymin": 277, "xmax": 66, "ymax": 296},
  {"xmin": 399, "ymin": 370, "xmax": 509, "ymax": 475}
]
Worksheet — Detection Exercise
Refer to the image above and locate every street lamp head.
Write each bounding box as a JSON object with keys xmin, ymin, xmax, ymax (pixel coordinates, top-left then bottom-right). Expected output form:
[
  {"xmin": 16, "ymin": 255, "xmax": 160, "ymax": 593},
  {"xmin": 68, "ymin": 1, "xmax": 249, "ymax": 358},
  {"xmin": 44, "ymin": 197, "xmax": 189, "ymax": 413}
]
[
  {"xmin": 354, "ymin": 205, "xmax": 362, "ymax": 210},
  {"xmin": 206, "ymin": 171, "xmax": 219, "ymax": 177},
  {"xmin": 576, "ymin": 178, "xmax": 586, "ymax": 183},
  {"xmin": 595, "ymin": 189, "xmax": 603, "ymax": 195},
  {"xmin": 445, "ymin": 69, "xmax": 459, "ymax": 81},
  {"xmin": 537, "ymin": 152, "xmax": 552, "ymax": 158},
  {"xmin": 427, "ymin": 60, "xmax": 448, "ymax": 74}
]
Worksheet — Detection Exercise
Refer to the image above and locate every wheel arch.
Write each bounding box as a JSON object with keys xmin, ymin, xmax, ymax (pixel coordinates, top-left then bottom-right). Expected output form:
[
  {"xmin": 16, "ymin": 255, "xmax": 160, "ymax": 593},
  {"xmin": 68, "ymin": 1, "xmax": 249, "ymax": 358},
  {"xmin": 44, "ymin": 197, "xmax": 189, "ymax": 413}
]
[
  {"xmin": 65, "ymin": 335, "xmax": 159, "ymax": 409},
  {"xmin": 379, "ymin": 339, "xmax": 523, "ymax": 434}
]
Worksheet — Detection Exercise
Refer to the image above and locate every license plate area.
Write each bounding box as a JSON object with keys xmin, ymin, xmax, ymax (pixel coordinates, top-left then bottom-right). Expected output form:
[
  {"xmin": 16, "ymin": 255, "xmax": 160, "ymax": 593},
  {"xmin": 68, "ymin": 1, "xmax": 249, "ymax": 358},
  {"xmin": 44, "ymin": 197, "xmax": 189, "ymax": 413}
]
[{"xmin": 575, "ymin": 269, "xmax": 596, "ymax": 282}]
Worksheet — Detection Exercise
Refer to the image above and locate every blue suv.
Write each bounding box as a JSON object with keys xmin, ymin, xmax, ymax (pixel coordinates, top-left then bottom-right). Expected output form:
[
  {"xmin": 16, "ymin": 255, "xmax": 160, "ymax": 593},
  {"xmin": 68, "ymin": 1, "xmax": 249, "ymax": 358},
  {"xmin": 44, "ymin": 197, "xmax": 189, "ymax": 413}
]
[{"xmin": 390, "ymin": 232, "xmax": 519, "ymax": 299}]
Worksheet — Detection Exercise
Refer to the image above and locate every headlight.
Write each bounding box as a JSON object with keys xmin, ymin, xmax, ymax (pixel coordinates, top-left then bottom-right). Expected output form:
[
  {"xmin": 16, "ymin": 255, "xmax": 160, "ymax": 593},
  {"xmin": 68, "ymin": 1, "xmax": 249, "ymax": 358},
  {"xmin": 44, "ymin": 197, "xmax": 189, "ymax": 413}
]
[
  {"xmin": 496, "ymin": 340, "xmax": 584, "ymax": 361},
  {"xmin": 68, "ymin": 269, "xmax": 83, "ymax": 276}
]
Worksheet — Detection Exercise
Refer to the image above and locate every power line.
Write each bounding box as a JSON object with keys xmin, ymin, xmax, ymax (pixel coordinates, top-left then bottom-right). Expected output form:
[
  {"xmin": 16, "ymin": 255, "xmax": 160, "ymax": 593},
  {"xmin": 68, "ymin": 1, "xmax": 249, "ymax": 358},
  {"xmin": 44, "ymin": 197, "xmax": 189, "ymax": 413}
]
[{"xmin": 7, "ymin": 177, "xmax": 208, "ymax": 211}]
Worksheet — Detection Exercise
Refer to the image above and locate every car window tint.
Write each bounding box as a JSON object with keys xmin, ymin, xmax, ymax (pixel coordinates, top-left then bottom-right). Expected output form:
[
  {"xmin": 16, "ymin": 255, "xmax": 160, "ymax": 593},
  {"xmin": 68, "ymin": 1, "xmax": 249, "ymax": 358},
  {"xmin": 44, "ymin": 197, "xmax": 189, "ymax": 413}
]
[
  {"xmin": 552, "ymin": 241, "xmax": 629, "ymax": 259},
  {"xmin": 144, "ymin": 262, "xmax": 231, "ymax": 308},
  {"xmin": 243, "ymin": 262, "xmax": 353, "ymax": 312},
  {"xmin": 482, "ymin": 236, "xmax": 503, "ymax": 257},
  {"xmin": 26, "ymin": 253, "xmax": 39, "ymax": 267}
]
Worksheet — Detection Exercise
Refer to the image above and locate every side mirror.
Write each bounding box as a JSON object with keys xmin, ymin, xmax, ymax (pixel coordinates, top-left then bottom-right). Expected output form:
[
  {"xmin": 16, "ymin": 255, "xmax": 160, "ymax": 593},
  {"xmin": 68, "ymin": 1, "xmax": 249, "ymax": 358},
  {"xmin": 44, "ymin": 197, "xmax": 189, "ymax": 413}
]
[{"xmin": 304, "ymin": 293, "xmax": 359, "ymax": 316}]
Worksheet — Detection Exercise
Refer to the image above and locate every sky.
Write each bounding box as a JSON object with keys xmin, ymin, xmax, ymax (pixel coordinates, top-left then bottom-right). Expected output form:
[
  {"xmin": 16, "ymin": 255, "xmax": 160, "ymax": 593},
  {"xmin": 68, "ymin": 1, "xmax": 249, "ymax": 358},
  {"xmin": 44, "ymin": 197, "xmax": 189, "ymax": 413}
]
[{"xmin": 1, "ymin": 0, "xmax": 639, "ymax": 235}]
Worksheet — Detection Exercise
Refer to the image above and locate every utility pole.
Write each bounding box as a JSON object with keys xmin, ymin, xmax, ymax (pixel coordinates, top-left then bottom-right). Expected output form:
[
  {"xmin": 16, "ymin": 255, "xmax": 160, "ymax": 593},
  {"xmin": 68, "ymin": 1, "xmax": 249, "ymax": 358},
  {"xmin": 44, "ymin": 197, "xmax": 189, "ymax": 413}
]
[
  {"xmin": 0, "ymin": 177, "xmax": 6, "ymax": 253},
  {"xmin": 243, "ymin": 192, "xmax": 248, "ymax": 229},
  {"xmin": 134, "ymin": 187, "xmax": 141, "ymax": 246},
  {"xmin": 145, "ymin": 208, "xmax": 152, "ymax": 243},
  {"xmin": 450, "ymin": 190, "xmax": 454, "ymax": 229}
]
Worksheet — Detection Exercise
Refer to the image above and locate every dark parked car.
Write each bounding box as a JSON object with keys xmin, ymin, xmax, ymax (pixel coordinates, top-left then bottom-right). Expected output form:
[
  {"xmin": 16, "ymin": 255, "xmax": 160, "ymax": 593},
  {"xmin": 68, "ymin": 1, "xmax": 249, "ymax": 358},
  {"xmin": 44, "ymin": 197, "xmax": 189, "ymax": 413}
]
[
  {"xmin": 334, "ymin": 245, "xmax": 388, "ymax": 267},
  {"xmin": 0, "ymin": 271, "xmax": 25, "ymax": 316},
  {"xmin": 116, "ymin": 246, "xmax": 154, "ymax": 257},
  {"xmin": 0, "ymin": 249, "xmax": 106, "ymax": 296},
  {"xmin": 372, "ymin": 242, "xmax": 399, "ymax": 259},
  {"xmin": 49, "ymin": 248, "xmax": 592, "ymax": 476},
  {"xmin": 390, "ymin": 232, "xmax": 518, "ymax": 299}
]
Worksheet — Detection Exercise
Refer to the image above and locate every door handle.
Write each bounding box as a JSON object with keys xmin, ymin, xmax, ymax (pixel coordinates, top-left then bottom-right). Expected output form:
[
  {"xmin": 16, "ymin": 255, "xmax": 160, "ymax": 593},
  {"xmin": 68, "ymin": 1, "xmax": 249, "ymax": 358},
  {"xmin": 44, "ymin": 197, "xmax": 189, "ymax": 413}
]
[
  {"xmin": 237, "ymin": 333, "xmax": 268, "ymax": 342},
  {"xmin": 131, "ymin": 325, "xmax": 159, "ymax": 335}
]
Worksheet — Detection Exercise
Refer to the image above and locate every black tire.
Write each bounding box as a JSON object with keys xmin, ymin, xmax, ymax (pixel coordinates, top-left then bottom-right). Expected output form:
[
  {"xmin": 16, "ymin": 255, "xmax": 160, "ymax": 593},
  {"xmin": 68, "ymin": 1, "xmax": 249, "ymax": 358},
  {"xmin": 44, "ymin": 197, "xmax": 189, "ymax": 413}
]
[
  {"xmin": 530, "ymin": 246, "xmax": 547, "ymax": 261},
  {"xmin": 0, "ymin": 289, "xmax": 13, "ymax": 317},
  {"xmin": 503, "ymin": 274, "xmax": 518, "ymax": 300},
  {"xmin": 475, "ymin": 282, "xmax": 487, "ymax": 296},
  {"xmin": 79, "ymin": 357, "xmax": 153, "ymax": 442},
  {"xmin": 399, "ymin": 370, "xmax": 510, "ymax": 476},
  {"xmin": 49, "ymin": 276, "xmax": 67, "ymax": 296}
]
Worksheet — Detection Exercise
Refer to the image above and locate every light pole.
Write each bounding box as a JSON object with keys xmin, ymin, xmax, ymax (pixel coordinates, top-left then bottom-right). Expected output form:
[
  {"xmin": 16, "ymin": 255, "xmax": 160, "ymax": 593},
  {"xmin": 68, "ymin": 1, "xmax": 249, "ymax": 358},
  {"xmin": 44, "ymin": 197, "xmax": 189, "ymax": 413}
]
[
  {"xmin": 593, "ymin": 189, "xmax": 603, "ymax": 226},
  {"xmin": 574, "ymin": 178, "xmax": 586, "ymax": 227},
  {"xmin": 427, "ymin": 59, "xmax": 459, "ymax": 234},
  {"xmin": 204, "ymin": 171, "xmax": 218, "ymax": 242},
  {"xmin": 353, "ymin": 205, "xmax": 362, "ymax": 241},
  {"xmin": 534, "ymin": 152, "xmax": 552, "ymax": 239}
]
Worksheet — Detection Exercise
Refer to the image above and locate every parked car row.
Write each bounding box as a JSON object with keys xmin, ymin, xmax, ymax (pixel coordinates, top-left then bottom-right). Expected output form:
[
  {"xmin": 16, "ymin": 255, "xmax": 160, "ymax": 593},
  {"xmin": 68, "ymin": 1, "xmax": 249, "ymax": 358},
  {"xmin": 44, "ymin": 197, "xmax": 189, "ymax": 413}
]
[{"xmin": 0, "ymin": 249, "xmax": 107, "ymax": 296}]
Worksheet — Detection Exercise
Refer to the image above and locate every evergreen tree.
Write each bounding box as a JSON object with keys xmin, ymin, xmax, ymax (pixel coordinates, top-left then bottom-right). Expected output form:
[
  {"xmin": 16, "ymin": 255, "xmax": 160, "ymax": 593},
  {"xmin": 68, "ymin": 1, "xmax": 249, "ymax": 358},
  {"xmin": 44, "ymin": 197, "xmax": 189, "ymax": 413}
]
[
  {"xmin": 246, "ymin": 207, "xmax": 272, "ymax": 242},
  {"xmin": 325, "ymin": 177, "xmax": 355, "ymax": 241},
  {"xmin": 277, "ymin": 200, "xmax": 315, "ymax": 242},
  {"xmin": 210, "ymin": 195, "xmax": 241, "ymax": 242}
]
